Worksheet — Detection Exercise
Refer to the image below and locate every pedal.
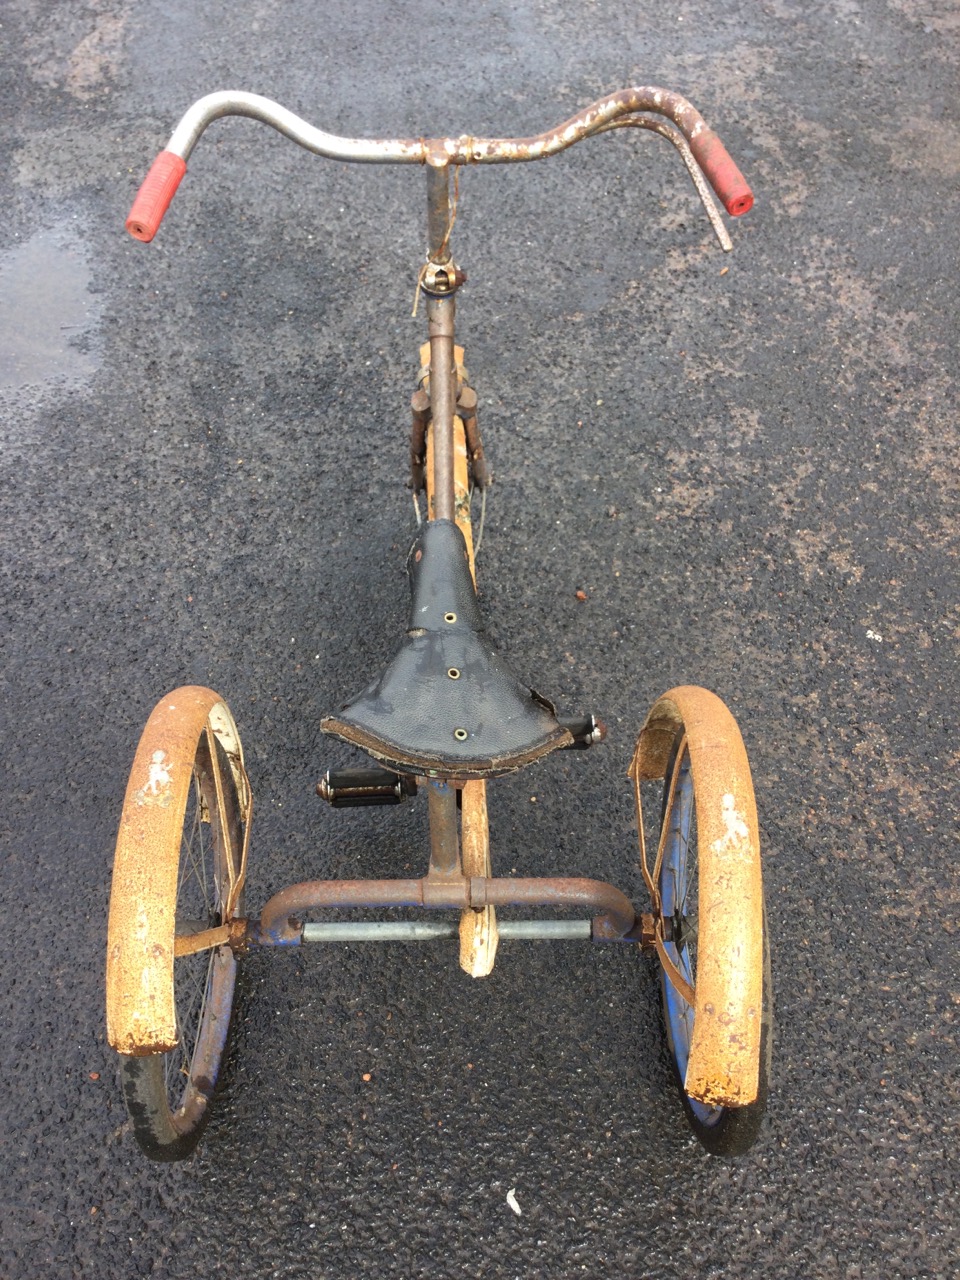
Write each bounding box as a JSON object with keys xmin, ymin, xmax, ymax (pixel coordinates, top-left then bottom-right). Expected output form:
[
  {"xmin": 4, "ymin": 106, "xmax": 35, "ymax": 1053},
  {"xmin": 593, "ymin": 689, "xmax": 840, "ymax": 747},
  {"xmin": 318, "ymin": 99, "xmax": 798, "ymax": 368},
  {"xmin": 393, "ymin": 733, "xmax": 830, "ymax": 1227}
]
[
  {"xmin": 558, "ymin": 715, "xmax": 606, "ymax": 750},
  {"xmin": 317, "ymin": 767, "xmax": 418, "ymax": 808}
]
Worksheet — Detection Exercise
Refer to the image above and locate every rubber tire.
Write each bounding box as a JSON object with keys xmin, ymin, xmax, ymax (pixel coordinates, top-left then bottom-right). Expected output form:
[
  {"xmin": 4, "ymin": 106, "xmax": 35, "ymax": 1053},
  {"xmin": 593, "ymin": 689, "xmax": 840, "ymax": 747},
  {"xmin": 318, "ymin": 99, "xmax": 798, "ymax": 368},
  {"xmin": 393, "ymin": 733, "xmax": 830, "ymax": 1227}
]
[
  {"xmin": 119, "ymin": 728, "xmax": 244, "ymax": 1161},
  {"xmin": 658, "ymin": 730, "xmax": 772, "ymax": 1157}
]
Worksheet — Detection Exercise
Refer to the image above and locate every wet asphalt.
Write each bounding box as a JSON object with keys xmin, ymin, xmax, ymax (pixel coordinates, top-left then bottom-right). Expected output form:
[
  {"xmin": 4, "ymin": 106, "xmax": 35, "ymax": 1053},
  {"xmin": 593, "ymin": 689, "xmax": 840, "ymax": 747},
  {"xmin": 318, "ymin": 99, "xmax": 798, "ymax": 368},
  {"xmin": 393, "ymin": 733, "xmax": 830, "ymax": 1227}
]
[{"xmin": 1, "ymin": 2, "xmax": 958, "ymax": 1277}]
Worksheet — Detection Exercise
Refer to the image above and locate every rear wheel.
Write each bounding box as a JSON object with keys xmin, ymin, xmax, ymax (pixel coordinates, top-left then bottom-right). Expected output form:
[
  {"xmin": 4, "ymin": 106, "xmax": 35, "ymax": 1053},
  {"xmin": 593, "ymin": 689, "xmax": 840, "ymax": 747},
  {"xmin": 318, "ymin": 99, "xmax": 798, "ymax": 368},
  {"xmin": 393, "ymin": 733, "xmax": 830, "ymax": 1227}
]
[
  {"xmin": 107, "ymin": 690, "xmax": 249, "ymax": 1160},
  {"xmin": 657, "ymin": 727, "xmax": 771, "ymax": 1156}
]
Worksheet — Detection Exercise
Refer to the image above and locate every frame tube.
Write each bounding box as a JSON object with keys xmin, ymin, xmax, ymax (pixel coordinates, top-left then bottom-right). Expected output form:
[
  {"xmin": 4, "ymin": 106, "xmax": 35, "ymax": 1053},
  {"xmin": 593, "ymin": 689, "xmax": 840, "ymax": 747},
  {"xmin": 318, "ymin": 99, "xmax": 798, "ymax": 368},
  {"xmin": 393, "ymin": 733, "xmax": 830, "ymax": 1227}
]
[{"xmin": 426, "ymin": 295, "xmax": 457, "ymax": 522}]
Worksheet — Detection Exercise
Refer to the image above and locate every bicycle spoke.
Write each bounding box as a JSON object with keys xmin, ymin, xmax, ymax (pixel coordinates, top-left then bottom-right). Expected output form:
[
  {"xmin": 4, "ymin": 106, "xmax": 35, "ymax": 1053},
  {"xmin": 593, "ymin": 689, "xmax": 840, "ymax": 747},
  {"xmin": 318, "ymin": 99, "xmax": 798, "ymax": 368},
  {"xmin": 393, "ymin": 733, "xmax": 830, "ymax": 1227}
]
[{"xmin": 163, "ymin": 739, "xmax": 229, "ymax": 1113}]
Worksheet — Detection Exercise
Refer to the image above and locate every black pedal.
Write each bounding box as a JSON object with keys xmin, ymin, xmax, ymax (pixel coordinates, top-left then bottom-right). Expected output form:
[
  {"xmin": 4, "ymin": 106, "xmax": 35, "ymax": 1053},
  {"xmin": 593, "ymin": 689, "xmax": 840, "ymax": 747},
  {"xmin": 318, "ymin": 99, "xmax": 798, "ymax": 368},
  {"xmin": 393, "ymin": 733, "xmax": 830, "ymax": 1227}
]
[
  {"xmin": 318, "ymin": 767, "xmax": 418, "ymax": 808},
  {"xmin": 558, "ymin": 715, "xmax": 607, "ymax": 750}
]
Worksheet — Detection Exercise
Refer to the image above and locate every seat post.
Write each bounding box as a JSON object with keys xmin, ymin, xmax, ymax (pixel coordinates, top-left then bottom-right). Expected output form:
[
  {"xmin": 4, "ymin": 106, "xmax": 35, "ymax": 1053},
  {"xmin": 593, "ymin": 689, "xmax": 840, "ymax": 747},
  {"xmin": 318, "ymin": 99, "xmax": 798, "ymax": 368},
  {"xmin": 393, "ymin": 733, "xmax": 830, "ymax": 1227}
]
[{"xmin": 425, "ymin": 779, "xmax": 461, "ymax": 878}]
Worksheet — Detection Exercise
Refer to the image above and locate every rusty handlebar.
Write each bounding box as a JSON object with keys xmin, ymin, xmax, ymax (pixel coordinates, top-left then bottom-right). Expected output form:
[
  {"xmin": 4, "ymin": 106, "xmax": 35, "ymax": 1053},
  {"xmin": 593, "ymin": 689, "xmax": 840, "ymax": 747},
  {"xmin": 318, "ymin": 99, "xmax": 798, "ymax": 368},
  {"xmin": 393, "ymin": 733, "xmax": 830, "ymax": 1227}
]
[{"xmin": 126, "ymin": 86, "xmax": 752, "ymax": 242}]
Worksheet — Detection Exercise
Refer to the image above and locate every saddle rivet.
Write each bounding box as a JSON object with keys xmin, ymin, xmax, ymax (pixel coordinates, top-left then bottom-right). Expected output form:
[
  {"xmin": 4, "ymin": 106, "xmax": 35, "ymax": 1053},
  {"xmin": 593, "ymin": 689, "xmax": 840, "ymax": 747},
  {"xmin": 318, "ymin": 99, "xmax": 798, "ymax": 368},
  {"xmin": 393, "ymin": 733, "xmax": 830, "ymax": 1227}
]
[
  {"xmin": 444, "ymin": 612, "xmax": 457, "ymax": 624},
  {"xmin": 453, "ymin": 728, "xmax": 468, "ymax": 741},
  {"xmin": 447, "ymin": 667, "xmax": 461, "ymax": 680}
]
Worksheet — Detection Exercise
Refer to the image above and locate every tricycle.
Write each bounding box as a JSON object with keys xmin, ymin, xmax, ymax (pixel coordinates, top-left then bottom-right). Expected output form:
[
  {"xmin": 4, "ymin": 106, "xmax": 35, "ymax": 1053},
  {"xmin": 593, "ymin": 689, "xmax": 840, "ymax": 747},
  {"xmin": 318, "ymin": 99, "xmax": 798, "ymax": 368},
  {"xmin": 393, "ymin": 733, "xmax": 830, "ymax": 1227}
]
[{"xmin": 107, "ymin": 85, "xmax": 771, "ymax": 1161}]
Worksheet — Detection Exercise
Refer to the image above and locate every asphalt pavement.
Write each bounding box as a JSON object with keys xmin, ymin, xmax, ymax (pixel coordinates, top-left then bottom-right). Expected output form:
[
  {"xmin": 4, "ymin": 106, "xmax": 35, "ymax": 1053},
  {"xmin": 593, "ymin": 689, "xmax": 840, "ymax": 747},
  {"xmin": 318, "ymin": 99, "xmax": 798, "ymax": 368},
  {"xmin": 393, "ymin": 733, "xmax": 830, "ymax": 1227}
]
[{"xmin": 1, "ymin": 1, "xmax": 958, "ymax": 1277}]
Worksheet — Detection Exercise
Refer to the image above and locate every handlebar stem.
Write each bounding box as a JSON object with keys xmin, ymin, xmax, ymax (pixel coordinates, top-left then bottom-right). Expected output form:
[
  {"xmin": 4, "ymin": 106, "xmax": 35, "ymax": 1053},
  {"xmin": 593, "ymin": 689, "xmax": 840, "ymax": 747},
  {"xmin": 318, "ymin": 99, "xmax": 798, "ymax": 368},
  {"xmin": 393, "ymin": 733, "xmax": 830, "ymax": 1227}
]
[{"xmin": 426, "ymin": 165, "xmax": 453, "ymax": 262}]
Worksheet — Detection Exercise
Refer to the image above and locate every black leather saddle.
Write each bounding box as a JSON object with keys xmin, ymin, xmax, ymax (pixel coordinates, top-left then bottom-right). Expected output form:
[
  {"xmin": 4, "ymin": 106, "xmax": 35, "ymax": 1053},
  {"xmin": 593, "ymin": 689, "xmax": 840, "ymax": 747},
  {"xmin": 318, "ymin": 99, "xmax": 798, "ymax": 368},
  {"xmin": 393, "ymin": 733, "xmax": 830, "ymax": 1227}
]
[{"xmin": 321, "ymin": 521, "xmax": 572, "ymax": 779}]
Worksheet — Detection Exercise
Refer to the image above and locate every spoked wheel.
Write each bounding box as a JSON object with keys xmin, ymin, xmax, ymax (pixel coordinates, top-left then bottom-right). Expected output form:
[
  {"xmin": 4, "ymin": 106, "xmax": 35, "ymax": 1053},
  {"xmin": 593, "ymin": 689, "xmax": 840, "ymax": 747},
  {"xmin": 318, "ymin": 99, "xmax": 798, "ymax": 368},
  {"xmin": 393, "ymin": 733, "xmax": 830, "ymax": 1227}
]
[
  {"xmin": 106, "ymin": 688, "xmax": 250, "ymax": 1161},
  {"xmin": 631, "ymin": 687, "xmax": 771, "ymax": 1157}
]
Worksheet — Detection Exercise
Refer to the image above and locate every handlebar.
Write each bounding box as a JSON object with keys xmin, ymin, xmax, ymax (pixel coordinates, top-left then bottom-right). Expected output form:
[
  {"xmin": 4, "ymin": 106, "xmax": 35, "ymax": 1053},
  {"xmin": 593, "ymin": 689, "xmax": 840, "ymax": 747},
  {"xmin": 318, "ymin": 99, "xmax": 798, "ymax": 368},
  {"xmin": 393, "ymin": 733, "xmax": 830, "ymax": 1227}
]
[{"xmin": 126, "ymin": 86, "xmax": 753, "ymax": 243}]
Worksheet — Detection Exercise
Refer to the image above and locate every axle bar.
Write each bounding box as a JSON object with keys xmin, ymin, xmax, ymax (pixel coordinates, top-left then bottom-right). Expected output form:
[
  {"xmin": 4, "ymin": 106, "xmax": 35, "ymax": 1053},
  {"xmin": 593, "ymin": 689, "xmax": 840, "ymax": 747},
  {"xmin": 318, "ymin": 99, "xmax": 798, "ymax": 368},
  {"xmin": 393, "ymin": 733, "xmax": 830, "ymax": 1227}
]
[
  {"xmin": 255, "ymin": 875, "xmax": 639, "ymax": 946},
  {"xmin": 301, "ymin": 919, "xmax": 591, "ymax": 942}
]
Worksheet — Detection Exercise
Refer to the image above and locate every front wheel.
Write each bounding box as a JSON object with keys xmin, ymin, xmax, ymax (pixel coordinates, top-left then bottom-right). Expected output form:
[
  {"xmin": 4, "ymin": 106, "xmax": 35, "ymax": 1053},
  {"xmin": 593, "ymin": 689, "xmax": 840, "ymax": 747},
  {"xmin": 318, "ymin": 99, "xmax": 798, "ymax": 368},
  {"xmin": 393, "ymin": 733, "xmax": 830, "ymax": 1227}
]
[
  {"xmin": 106, "ymin": 688, "xmax": 250, "ymax": 1160},
  {"xmin": 632, "ymin": 687, "xmax": 771, "ymax": 1157}
]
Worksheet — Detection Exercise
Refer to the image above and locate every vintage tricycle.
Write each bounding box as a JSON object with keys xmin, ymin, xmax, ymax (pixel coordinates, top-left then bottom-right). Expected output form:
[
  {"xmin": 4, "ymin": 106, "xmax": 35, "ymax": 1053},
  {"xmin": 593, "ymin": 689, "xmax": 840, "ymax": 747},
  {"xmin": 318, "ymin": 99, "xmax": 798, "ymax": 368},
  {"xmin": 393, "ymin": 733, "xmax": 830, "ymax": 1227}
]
[{"xmin": 107, "ymin": 85, "xmax": 771, "ymax": 1161}]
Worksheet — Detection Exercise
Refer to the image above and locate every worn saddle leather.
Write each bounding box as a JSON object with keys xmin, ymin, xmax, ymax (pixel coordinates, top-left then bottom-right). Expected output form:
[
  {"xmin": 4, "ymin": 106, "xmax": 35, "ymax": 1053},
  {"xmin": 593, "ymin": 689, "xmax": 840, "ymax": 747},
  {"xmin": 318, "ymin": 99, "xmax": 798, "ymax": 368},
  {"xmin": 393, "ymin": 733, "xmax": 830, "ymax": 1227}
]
[{"xmin": 321, "ymin": 520, "xmax": 572, "ymax": 779}]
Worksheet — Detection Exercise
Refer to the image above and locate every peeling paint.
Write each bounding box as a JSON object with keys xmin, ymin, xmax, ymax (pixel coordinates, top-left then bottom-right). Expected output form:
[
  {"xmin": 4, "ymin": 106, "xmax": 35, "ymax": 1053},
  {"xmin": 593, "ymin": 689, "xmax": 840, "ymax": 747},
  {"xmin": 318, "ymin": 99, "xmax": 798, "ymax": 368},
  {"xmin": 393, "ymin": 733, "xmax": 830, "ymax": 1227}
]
[
  {"xmin": 710, "ymin": 792, "xmax": 751, "ymax": 858},
  {"xmin": 134, "ymin": 750, "xmax": 174, "ymax": 806}
]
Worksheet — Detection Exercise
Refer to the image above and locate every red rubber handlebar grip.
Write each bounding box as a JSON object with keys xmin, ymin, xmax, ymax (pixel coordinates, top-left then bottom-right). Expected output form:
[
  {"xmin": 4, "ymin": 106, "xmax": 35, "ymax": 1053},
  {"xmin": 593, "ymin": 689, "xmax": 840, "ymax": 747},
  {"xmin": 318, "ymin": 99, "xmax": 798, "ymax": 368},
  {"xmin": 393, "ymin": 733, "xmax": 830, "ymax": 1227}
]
[
  {"xmin": 689, "ymin": 128, "xmax": 754, "ymax": 217},
  {"xmin": 126, "ymin": 151, "xmax": 187, "ymax": 242}
]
